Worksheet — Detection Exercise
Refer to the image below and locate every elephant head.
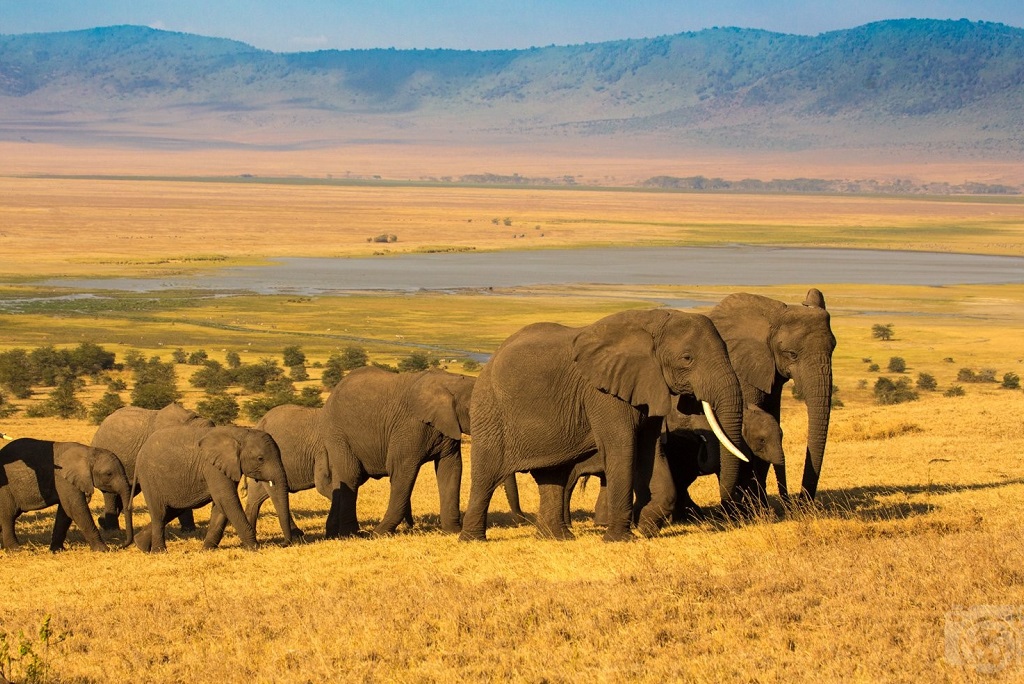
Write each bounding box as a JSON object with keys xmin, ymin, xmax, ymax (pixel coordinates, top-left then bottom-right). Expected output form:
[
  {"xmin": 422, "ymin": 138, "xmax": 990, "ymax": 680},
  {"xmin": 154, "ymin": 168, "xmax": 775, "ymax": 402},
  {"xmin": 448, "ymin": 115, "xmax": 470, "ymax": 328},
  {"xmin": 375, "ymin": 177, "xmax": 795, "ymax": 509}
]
[
  {"xmin": 54, "ymin": 444, "xmax": 135, "ymax": 547},
  {"xmin": 573, "ymin": 308, "xmax": 747, "ymax": 501},
  {"xmin": 408, "ymin": 370, "xmax": 475, "ymax": 439},
  {"xmin": 200, "ymin": 427, "xmax": 293, "ymax": 545},
  {"xmin": 709, "ymin": 288, "xmax": 836, "ymax": 500}
]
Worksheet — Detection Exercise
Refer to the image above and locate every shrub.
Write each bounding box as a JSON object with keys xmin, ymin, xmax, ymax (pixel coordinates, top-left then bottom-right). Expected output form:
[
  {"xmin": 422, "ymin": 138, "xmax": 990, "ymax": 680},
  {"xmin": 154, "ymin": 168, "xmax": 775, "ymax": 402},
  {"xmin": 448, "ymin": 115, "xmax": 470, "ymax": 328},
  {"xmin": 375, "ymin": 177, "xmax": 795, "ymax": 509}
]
[
  {"xmin": 957, "ymin": 368, "xmax": 977, "ymax": 382},
  {"xmin": 70, "ymin": 342, "xmax": 116, "ymax": 378},
  {"xmin": 977, "ymin": 368, "xmax": 998, "ymax": 383},
  {"xmin": 0, "ymin": 392, "xmax": 18, "ymax": 418},
  {"xmin": 462, "ymin": 359, "xmax": 482, "ymax": 372},
  {"xmin": 29, "ymin": 346, "xmax": 73, "ymax": 386},
  {"xmin": 171, "ymin": 348, "xmax": 188, "ymax": 363},
  {"xmin": 371, "ymin": 362, "xmax": 399, "ymax": 373},
  {"xmin": 89, "ymin": 392, "xmax": 126, "ymax": 425},
  {"xmin": 887, "ymin": 357, "xmax": 906, "ymax": 373},
  {"xmin": 398, "ymin": 352, "xmax": 431, "ymax": 373},
  {"xmin": 868, "ymin": 363, "xmax": 880, "ymax": 373},
  {"xmin": 289, "ymin": 364, "xmax": 309, "ymax": 382},
  {"xmin": 1003, "ymin": 372, "xmax": 1021, "ymax": 390},
  {"xmin": 282, "ymin": 346, "xmax": 306, "ymax": 367},
  {"xmin": 187, "ymin": 350, "xmax": 209, "ymax": 365},
  {"xmin": 225, "ymin": 350, "xmax": 242, "ymax": 369},
  {"xmin": 916, "ymin": 372, "xmax": 937, "ymax": 391},
  {"xmin": 944, "ymin": 385, "xmax": 966, "ymax": 397},
  {"xmin": 107, "ymin": 378, "xmax": 128, "ymax": 392},
  {"xmin": 122, "ymin": 349, "xmax": 147, "ymax": 372},
  {"xmin": 196, "ymin": 393, "xmax": 240, "ymax": 425},
  {"xmin": 294, "ymin": 386, "xmax": 324, "ymax": 408},
  {"xmin": 873, "ymin": 377, "xmax": 918, "ymax": 405},
  {"xmin": 871, "ymin": 323, "xmax": 894, "ymax": 341}
]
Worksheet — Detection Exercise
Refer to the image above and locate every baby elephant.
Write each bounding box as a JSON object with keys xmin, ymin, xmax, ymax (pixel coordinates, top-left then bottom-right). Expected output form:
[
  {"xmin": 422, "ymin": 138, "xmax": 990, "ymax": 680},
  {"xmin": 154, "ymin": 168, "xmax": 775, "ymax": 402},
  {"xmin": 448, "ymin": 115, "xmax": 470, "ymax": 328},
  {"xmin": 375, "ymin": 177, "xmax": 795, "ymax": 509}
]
[
  {"xmin": 0, "ymin": 438, "xmax": 134, "ymax": 552},
  {"xmin": 134, "ymin": 425, "xmax": 292, "ymax": 553}
]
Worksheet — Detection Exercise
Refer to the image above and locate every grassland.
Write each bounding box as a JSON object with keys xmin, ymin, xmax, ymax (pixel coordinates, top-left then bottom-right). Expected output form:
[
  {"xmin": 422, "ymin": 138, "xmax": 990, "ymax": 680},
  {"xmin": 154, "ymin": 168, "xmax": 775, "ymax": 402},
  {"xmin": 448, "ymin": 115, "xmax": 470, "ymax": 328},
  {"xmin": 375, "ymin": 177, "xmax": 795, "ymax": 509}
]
[{"xmin": 2, "ymin": 175, "xmax": 1024, "ymax": 682}]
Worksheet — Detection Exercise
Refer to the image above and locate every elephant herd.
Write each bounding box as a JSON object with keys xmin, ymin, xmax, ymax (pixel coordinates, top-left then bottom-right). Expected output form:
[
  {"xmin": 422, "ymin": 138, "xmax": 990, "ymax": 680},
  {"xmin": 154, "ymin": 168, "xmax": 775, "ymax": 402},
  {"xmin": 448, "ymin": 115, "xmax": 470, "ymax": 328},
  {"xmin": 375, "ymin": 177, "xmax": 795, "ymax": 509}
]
[{"xmin": 0, "ymin": 290, "xmax": 836, "ymax": 552}]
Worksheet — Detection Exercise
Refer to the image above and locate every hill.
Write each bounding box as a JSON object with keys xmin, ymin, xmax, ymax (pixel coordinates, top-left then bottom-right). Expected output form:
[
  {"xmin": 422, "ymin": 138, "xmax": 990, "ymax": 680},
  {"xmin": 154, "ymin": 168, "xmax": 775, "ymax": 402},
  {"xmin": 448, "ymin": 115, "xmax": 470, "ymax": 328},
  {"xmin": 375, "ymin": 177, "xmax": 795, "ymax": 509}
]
[{"xmin": 1, "ymin": 20, "xmax": 1022, "ymax": 179}]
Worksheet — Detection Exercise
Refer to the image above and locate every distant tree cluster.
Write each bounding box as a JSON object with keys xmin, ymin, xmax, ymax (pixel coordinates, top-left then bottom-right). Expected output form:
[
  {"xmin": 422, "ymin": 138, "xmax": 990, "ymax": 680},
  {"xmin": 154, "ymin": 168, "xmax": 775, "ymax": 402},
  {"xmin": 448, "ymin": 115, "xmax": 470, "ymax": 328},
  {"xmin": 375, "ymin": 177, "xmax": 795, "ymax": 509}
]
[{"xmin": 641, "ymin": 176, "xmax": 1020, "ymax": 196}]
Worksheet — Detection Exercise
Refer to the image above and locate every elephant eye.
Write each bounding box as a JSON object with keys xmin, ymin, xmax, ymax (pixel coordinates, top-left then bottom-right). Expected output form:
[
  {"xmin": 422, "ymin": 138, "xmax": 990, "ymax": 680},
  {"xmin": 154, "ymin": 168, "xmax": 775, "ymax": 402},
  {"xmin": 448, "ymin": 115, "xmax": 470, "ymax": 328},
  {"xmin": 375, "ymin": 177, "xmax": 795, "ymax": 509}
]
[{"xmin": 783, "ymin": 350, "xmax": 798, "ymax": 361}]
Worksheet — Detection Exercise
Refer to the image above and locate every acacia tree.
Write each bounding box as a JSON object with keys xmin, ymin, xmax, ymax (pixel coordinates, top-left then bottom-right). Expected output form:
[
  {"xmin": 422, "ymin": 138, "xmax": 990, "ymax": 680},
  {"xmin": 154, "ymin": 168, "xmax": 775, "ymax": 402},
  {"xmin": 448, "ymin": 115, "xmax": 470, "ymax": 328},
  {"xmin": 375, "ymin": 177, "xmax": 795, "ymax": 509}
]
[{"xmin": 872, "ymin": 323, "xmax": 895, "ymax": 341}]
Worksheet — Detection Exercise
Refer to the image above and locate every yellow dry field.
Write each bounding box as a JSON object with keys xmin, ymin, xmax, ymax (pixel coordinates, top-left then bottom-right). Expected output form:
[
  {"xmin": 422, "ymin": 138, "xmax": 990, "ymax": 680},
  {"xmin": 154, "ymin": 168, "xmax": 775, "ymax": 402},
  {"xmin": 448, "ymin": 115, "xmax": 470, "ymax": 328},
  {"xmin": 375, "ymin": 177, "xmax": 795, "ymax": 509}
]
[{"xmin": 1, "ymin": 174, "xmax": 1024, "ymax": 682}]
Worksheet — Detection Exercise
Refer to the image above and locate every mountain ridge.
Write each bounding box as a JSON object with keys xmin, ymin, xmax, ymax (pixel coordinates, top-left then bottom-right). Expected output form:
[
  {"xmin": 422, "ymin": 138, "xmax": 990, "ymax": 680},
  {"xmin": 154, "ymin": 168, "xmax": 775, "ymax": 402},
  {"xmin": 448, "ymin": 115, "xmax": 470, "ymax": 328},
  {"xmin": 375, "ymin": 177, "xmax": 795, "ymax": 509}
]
[{"xmin": 1, "ymin": 19, "xmax": 1022, "ymax": 159}]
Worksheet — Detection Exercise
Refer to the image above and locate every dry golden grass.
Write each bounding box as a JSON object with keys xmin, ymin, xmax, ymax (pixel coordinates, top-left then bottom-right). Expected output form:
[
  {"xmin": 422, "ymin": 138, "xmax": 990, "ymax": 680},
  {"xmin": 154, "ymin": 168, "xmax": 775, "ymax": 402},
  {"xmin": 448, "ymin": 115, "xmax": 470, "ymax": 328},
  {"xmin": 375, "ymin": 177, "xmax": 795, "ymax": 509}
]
[{"xmin": 3, "ymin": 170, "xmax": 1024, "ymax": 682}]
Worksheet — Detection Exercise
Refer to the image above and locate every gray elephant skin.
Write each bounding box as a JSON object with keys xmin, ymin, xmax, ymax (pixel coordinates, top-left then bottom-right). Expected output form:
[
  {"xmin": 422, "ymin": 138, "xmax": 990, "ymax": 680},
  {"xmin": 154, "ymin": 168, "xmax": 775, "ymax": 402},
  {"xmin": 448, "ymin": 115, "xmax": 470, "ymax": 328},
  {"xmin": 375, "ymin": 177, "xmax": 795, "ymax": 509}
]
[
  {"xmin": 460, "ymin": 308, "xmax": 746, "ymax": 543},
  {"xmin": 248, "ymin": 401, "xmax": 524, "ymax": 537},
  {"xmin": 92, "ymin": 403, "xmax": 214, "ymax": 532},
  {"xmin": 708, "ymin": 289, "xmax": 836, "ymax": 503},
  {"xmin": 133, "ymin": 425, "xmax": 292, "ymax": 552},
  {"xmin": 322, "ymin": 366, "xmax": 480, "ymax": 538},
  {"xmin": 1, "ymin": 438, "xmax": 134, "ymax": 552},
  {"xmin": 562, "ymin": 402, "xmax": 785, "ymax": 526}
]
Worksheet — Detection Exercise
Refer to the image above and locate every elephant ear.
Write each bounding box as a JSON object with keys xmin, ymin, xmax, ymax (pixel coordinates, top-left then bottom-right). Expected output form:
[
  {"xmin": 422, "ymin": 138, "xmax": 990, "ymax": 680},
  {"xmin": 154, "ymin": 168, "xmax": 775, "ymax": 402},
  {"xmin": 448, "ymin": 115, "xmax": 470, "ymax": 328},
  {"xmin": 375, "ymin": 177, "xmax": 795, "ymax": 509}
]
[
  {"xmin": 409, "ymin": 372, "xmax": 464, "ymax": 440},
  {"xmin": 53, "ymin": 443, "xmax": 95, "ymax": 497},
  {"xmin": 710, "ymin": 293, "xmax": 781, "ymax": 395},
  {"xmin": 803, "ymin": 288, "xmax": 827, "ymax": 309},
  {"xmin": 572, "ymin": 309, "xmax": 673, "ymax": 416},
  {"xmin": 201, "ymin": 430, "xmax": 243, "ymax": 482}
]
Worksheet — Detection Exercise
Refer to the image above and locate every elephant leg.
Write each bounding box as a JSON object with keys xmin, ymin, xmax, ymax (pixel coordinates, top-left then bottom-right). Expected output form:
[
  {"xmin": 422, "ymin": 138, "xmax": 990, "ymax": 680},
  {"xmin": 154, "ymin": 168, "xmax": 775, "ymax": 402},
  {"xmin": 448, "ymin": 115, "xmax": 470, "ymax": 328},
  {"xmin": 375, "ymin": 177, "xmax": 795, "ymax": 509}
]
[
  {"xmin": 140, "ymin": 504, "xmax": 172, "ymax": 553},
  {"xmin": 435, "ymin": 450, "xmax": 463, "ymax": 534},
  {"xmin": 374, "ymin": 468, "xmax": 418, "ymax": 537},
  {"xmin": 775, "ymin": 462, "xmax": 790, "ymax": 504},
  {"xmin": 204, "ymin": 503, "xmax": 229, "ymax": 549},
  {"xmin": 99, "ymin": 490, "xmax": 121, "ymax": 531},
  {"xmin": 1, "ymin": 492, "xmax": 22, "ymax": 550},
  {"xmin": 325, "ymin": 446, "xmax": 364, "ymax": 538},
  {"xmin": 503, "ymin": 475, "xmax": 528, "ymax": 525},
  {"xmin": 63, "ymin": 497, "xmax": 110, "ymax": 553},
  {"xmin": 176, "ymin": 509, "xmax": 197, "ymax": 534},
  {"xmin": 213, "ymin": 490, "xmax": 258, "ymax": 550},
  {"xmin": 532, "ymin": 467, "xmax": 574, "ymax": 540},
  {"xmin": 458, "ymin": 451, "xmax": 506, "ymax": 542},
  {"xmin": 49, "ymin": 505, "xmax": 74, "ymax": 552},
  {"xmin": 667, "ymin": 450, "xmax": 703, "ymax": 523},
  {"xmin": 599, "ymin": 442, "xmax": 639, "ymax": 542},
  {"xmin": 635, "ymin": 439, "xmax": 676, "ymax": 538},
  {"xmin": 593, "ymin": 479, "xmax": 609, "ymax": 526}
]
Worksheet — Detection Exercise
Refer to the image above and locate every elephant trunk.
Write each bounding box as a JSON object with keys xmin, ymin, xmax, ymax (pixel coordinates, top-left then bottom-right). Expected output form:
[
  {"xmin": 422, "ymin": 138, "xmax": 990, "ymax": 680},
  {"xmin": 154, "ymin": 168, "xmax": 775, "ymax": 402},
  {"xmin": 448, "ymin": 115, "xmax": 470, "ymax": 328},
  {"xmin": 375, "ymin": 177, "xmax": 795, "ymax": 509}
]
[
  {"xmin": 798, "ymin": 355, "xmax": 833, "ymax": 500},
  {"xmin": 266, "ymin": 471, "xmax": 293, "ymax": 546},
  {"xmin": 120, "ymin": 484, "xmax": 135, "ymax": 548},
  {"xmin": 693, "ymin": 363, "xmax": 745, "ymax": 504}
]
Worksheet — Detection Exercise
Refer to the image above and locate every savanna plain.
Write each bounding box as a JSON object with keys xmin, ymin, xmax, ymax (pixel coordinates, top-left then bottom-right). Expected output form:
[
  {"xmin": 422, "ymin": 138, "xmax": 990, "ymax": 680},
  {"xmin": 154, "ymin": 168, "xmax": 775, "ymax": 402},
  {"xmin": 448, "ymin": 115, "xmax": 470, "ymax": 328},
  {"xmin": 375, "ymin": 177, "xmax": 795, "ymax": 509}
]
[{"xmin": 1, "ymin": 172, "xmax": 1024, "ymax": 683}]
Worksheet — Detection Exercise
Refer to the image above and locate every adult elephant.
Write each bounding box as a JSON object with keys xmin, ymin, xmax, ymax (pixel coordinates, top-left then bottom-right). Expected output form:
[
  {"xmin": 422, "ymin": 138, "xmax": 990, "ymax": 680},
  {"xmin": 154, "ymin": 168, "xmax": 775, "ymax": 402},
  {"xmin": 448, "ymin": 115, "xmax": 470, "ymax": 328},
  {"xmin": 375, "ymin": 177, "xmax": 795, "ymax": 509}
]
[
  {"xmin": 1, "ymin": 439, "xmax": 134, "ymax": 552},
  {"xmin": 708, "ymin": 289, "xmax": 836, "ymax": 502},
  {"xmin": 134, "ymin": 425, "xmax": 292, "ymax": 552},
  {"xmin": 459, "ymin": 308, "xmax": 747, "ymax": 543},
  {"xmin": 92, "ymin": 403, "xmax": 214, "ymax": 532},
  {"xmin": 322, "ymin": 366, "xmax": 493, "ymax": 538},
  {"xmin": 247, "ymin": 401, "xmax": 524, "ymax": 538}
]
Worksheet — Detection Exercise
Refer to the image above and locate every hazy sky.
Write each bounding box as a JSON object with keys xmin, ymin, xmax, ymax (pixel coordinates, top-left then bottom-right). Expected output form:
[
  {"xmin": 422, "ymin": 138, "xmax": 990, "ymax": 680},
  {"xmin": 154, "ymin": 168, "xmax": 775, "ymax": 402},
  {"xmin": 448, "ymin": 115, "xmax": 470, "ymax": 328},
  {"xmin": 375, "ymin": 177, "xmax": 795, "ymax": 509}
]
[{"xmin": 2, "ymin": 1, "xmax": 1023, "ymax": 52}]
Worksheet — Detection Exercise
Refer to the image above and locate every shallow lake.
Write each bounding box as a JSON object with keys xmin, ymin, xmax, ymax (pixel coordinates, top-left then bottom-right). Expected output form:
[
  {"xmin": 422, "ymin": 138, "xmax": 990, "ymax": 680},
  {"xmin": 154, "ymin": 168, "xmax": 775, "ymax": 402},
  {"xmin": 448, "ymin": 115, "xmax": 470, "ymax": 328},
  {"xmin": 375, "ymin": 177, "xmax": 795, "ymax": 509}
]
[{"xmin": 42, "ymin": 246, "xmax": 1024, "ymax": 295}]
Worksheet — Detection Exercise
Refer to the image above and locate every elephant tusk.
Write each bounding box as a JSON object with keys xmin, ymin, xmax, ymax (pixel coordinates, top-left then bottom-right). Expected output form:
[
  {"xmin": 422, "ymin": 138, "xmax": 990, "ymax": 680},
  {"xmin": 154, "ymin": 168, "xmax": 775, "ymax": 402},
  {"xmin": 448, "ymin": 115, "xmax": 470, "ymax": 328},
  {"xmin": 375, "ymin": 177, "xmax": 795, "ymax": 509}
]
[
  {"xmin": 701, "ymin": 401, "xmax": 749, "ymax": 463},
  {"xmin": 1, "ymin": 433, "xmax": 13, "ymax": 440}
]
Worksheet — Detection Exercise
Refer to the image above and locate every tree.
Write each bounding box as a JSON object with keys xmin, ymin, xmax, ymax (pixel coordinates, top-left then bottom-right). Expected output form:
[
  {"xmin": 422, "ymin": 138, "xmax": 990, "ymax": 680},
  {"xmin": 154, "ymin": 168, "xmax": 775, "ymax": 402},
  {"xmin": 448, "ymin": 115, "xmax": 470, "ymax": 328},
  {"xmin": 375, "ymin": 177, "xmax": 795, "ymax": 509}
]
[
  {"xmin": 27, "ymin": 376, "xmax": 86, "ymax": 419},
  {"xmin": 289, "ymin": 364, "xmax": 309, "ymax": 382},
  {"xmin": 122, "ymin": 349, "xmax": 147, "ymax": 372},
  {"xmin": 131, "ymin": 357, "xmax": 181, "ymax": 409},
  {"xmin": 241, "ymin": 377, "xmax": 298, "ymax": 422},
  {"xmin": 398, "ymin": 352, "xmax": 431, "ymax": 373},
  {"xmin": 233, "ymin": 358, "xmax": 284, "ymax": 394},
  {"xmin": 916, "ymin": 372, "xmax": 937, "ymax": 391},
  {"xmin": 29, "ymin": 346, "xmax": 73, "ymax": 386},
  {"xmin": 1003, "ymin": 372, "xmax": 1021, "ymax": 390},
  {"xmin": 225, "ymin": 350, "xmax": 242, "ymax": 369},
  {"xmin": 871, "ymin": 323, "xmax": 895, "ymax": 341},
  {"xmin": 338, "ymin": 346, "xmax": 369, "ymax": 371},
  {"xmin": 0, "ymin": 348, "xmax": 34, "ymax": 398},
  {"xmin": 190, "ymin": 360, "xmax": 233, "ymax": 393},
  {"xmin": 196, "ymin": 393, "xmax": 240, "ymax": 425},
  {"xmin": 462, "ymin": 359, "xmax": 481, "ymax": 372},
  {"xmin": 887, "ymin": 357, "xmax": 906, "ymax": 373},
  {"xmin": 89, "ymin": 391, "xmax": 126, "ymax": 424},
  {"xmin": 70, "ymin": 342, "xmax": 116, "ymax": 378},
  {"xmin": 295, "ymin": 386, "xmax": 324, "ymax": 408},
  {"xmin": 282, "ymin": 346, "xmax": 306, "ymax": 367},
  {"xmin": 171, "ymin": 348, "xmax": 188, "ymax": 364}
]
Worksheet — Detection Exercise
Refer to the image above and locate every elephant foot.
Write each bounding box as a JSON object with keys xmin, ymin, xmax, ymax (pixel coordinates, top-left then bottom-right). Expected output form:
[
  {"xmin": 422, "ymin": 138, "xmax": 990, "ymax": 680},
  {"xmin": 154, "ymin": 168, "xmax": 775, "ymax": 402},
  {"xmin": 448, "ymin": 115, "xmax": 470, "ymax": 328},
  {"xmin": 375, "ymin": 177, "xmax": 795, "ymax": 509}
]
[
  {"xmin": 508, "ymin": 510, "xmax": 529, "ymax": 526},
  {"xmin": 671, "ymin": 504, "xmax": 706, "ymax": 525},
  {"xmin": 537, "ymin": 526, "xmax": 575, "ymax": 541},
  {"xmin": 48, "ymin": 544, "xmax": 66, "ymax": 553},
  {"xmin": 458, "ymin": 529, "xmax": 486, "ymax": 542},
  {"xmin": 178, "ymin": 523, "xmax": 198, "ymax": 534},
  {"xmin": 440, "ymin": 522, "xmax": 463, "ymax": 534},
  {"xmin": 601, "ymin": 526, "xmax": 636, "ymax": 542}
]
